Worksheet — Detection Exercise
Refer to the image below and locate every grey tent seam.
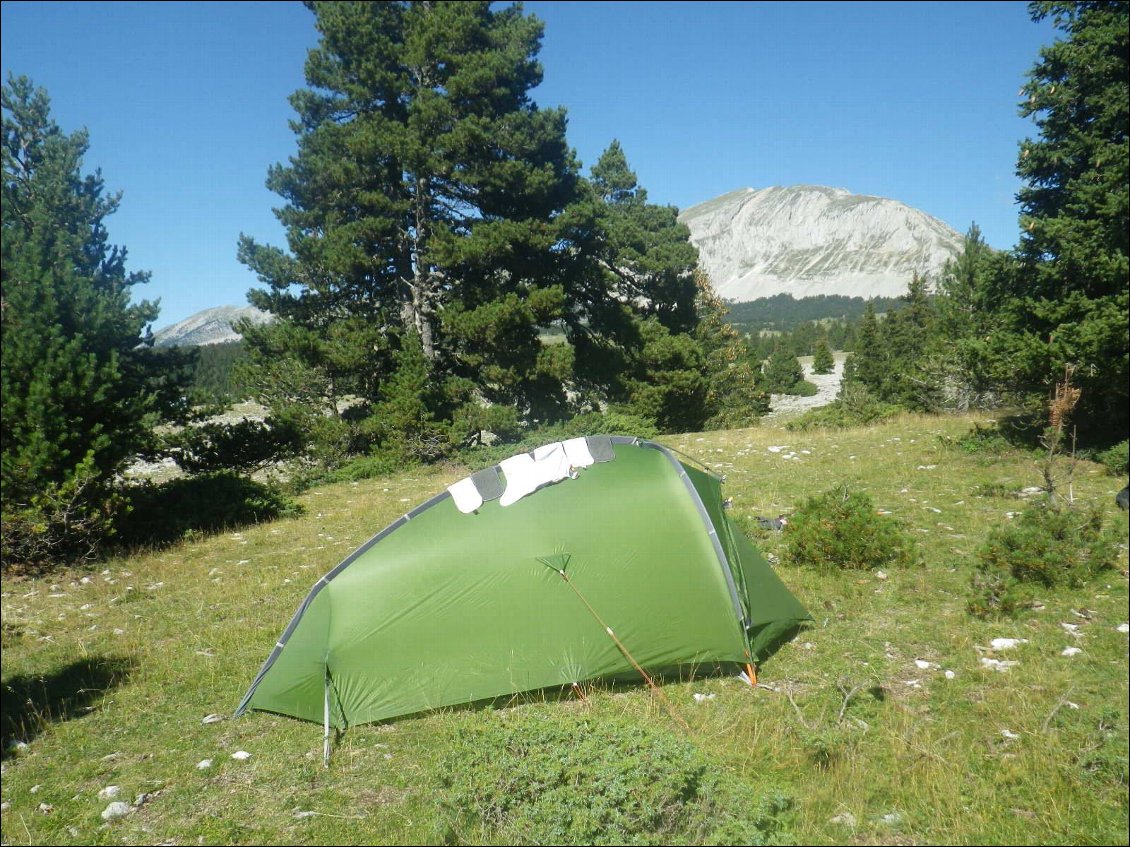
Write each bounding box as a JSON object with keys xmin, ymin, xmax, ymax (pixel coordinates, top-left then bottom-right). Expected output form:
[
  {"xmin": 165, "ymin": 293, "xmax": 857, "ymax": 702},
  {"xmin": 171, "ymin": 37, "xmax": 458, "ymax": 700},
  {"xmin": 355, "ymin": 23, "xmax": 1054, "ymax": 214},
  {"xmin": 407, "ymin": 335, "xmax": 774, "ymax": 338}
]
[{"xmin": 635, "ymin": 440, "xmax": 749, "ymax": 632}]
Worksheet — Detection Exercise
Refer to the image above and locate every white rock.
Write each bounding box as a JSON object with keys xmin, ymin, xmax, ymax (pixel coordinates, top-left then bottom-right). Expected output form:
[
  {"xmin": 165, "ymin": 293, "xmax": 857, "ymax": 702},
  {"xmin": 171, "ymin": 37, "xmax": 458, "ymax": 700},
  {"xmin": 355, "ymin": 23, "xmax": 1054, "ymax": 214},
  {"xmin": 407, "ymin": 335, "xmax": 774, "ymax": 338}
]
[
  {"xmin": 875, "ymin": 570, "xmax": 888, "ymax": 580},
  {"xmin": 692, "ymin": 692, "xmax": 716, "ymax": 703},
  {"xmin": 829, "ymin": 811, "xmax": 857, "ymax": 827},
  {"xmin": 231, "ymin": 750, "xmax": 251, "ymax": 761},
  {"xmin": 37, "ymin": 802, "xmax": 54, "ymax": 814},
  {"xmin": 989, "ymin": 638, "xmax": 1028, "ymax": 650},
  {"xmin": 196, "ymin": 759, "xmax": 213, "ymax": 770},
  {"xmin": 944, "ymin": 670, "xmax": 956, "ymax": 680},
  {"xmin": 980, "ymin": 657, "xmax": 1019, "ymax": 672},
  {"xmin": 201, "ymin": 713, "xmax": 224, "ymax": 724},
  {"xmin": 1000, "ymin": 729, "xmax": 1020, "ymax": 740},
  {"xmin": 1117, "ymin": 623, "xmax": 1129, "ymax": 634},
  {"xmin": 101, "ymin": 801, "xmax": 134, "ymax": 821},
  {"xmin": 914, "ymin": 659, "xmax": 934, "ymax": 670},
  {"xmin": 97, "ymin": 785, "xmax": 121, "ymax": 800},
  {"xmin": 1061, "ymin": 647, "xmax": 1082, "ymax": 657},
  {"xmin": 295, "ymin": 810, "xmax": 318, "ymax": 819}
]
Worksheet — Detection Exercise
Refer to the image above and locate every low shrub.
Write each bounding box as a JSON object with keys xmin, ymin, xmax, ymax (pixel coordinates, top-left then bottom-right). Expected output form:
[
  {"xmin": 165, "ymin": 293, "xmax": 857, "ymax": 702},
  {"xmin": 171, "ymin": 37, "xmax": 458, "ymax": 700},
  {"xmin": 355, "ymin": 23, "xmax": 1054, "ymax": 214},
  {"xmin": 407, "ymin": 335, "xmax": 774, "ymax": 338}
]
[
  {"xmin": 781, "ymin": 483, "xmax": 917, "ymax": 571},
  {"xmin": 1095, "ymin": 440, "xmax": 1129, "ymax": 477},
  {"xmin": 785, "ymin": 383, "xmax": 899, "ymax": 432},
  {"xmin": 434, "ymin": 709, "xmax": 793, "ymax": 846},
  {"xmin": 940, "ymin": 422, "xmax": 1014, "ymax": 455},
  {"xmin": 968, "ymin": 500, "xmax": 1121, "ymax": 617},
  {"xmin": 0, "ymin": 457, "xmax": 121, "ymax": 573},
  {"xmin": 788, "ymin": 380, "xmax": 819, "ymax": 397}
]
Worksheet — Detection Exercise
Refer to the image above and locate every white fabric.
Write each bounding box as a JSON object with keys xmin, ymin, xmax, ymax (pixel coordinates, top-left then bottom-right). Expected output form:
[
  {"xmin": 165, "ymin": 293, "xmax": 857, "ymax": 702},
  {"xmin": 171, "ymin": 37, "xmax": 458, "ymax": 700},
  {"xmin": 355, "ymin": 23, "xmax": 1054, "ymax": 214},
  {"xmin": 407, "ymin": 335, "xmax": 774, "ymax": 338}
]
[
  {"xmin": 562, "ymin": 437, "xmax": 595, "ymax": 468},
  {"xmin": 532, "ymin": 442, "xmax": 572, "ymax": 483},
  {"xmin": 499, "ymin": 443, "xmax": 577, "ymax": 507},
  {"xmin": 447, "ymin": 476, "xmax": 484, "ymax": 514},
  {"xmin": 499, "ymin": 453, "xmax": 540, "ymax": 507}
]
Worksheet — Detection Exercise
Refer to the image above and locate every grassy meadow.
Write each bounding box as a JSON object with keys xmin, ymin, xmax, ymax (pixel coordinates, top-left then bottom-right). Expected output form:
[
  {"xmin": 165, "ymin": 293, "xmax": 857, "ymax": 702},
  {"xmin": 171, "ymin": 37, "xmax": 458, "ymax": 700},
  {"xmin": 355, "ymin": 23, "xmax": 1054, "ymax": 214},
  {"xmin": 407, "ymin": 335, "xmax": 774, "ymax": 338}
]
[{"xmin": 2, "ymin": 413, "xmax": 1127, "ymax": 845}]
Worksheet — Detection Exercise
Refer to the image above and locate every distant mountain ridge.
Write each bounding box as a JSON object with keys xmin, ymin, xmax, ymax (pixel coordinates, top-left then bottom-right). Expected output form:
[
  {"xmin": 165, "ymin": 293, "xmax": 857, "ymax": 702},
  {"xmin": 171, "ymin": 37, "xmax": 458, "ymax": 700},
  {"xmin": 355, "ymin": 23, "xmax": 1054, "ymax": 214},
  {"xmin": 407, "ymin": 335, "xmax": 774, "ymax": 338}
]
[
  {"xmin": 152, "ymin": 305, "xmax": 270, "ymax": 348},
  {"xmin": 158, "ymin": 186, "xmax": 961, "ymax": 344},
  {"xmin": 678, "ymin": 185, "xmax": 964, "ymax": 301}
]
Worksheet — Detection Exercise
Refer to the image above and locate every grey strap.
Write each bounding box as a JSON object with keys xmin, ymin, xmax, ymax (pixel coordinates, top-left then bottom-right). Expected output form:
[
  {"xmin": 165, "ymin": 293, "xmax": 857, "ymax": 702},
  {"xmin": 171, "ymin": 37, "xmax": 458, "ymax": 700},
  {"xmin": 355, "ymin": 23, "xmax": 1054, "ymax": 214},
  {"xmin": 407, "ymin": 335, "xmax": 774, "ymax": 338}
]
[
  {"xmin": 471, "ymin": 467, "xmax": 505, "ymax": 501},
  {"xmin": 585, "ymin": 435, "xmax": 615, "ymax": 462}
]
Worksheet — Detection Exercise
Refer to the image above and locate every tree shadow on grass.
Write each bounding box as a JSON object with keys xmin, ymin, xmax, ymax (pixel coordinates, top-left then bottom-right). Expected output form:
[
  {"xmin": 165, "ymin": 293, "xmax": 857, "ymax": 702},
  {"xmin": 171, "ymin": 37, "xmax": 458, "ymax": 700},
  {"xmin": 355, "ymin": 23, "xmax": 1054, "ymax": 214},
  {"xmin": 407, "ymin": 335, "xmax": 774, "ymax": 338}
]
[
  {"xmin": 1, "ymin": 655, "xmax": 135, "ymax": 758},
  {"xmin": 114, "ymin": 471, "xmax": 300, "ymax": 551}
]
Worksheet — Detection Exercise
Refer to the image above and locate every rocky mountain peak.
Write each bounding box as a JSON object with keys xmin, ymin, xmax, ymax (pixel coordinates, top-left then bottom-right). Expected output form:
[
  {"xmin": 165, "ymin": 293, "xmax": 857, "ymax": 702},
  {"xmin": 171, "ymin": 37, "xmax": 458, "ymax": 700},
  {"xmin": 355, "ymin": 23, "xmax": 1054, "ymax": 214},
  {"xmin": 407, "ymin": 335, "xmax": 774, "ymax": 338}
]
[
  {"xmin": 151, "ymin": 305, "xmax": 270, "ymax": 348},
  {"xmin": 678, "ymin": 185, "xmax": 964, "ymax": 301}
]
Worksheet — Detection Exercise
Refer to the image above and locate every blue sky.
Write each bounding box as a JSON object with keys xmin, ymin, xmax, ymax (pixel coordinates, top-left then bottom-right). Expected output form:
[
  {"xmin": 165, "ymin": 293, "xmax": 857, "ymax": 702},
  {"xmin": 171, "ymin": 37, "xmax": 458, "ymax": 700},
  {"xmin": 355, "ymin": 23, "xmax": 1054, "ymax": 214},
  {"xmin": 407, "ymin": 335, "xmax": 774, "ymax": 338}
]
[{"xmin": 2, "ymin": 1, "xmax": 1056, "ymax": 330}]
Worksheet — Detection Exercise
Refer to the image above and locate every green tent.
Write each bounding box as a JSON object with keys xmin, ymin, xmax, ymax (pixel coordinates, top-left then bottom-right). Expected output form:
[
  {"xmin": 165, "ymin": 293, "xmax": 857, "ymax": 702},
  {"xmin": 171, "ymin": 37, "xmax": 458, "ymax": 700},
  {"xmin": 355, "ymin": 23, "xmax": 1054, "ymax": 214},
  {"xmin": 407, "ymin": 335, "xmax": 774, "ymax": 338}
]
[{"xmin": 236, "ymin": 436, "xmax": 810, "ymax": 733}]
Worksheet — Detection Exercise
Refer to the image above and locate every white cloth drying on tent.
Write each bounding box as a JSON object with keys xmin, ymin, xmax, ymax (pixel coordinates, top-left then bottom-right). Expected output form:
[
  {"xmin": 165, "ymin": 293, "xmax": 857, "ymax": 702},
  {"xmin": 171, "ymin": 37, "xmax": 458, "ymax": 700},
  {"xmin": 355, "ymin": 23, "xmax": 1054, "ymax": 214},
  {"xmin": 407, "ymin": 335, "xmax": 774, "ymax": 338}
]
[
  {"xmin": 562, "ymin": 437, "xmax": 595, "ymax": 468},
  {"xmin": 500, "ymin": 442, "xmax": 574, "ymax": 506},
  {"xmin": 450, "ymin": 439, "xmax": 593, "ymax": 511},
  {"xmin": 447, "ymin": 476, "xmax": 484, "ymax": 514}
]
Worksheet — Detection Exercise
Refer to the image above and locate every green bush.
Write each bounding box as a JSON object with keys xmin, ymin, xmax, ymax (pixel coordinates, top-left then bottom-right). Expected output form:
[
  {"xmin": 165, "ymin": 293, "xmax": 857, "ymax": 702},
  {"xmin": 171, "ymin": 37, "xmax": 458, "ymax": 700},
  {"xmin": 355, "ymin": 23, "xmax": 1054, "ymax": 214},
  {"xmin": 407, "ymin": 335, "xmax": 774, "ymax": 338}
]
[
  {"xmin": 115, "ymin": 471, "xmax": 301, "ymax": 548},
  {"xmin": 1095, "ymin": 440, "xmax": 1129, "ymax": 476},
  {"xmin": 564, "ymin": 411, "xmax": 660, "ymax": 439},
  {"xmin": 785, "ymin": 383, "xmax": 899, "ymax": 432},
  {"xmin": 0, "ymin": 456, "xmax": 122, "ymax": 573},
  {"xmin": 162, "ymin": 417, "xmax": 302, "ymax": 475},
  {"xmin": 968, "ymin": 500, "xmax": 1121, "ymax": 617},
  {"xmin": 321, "ymin": 453, "xmax": 410, "ymax": 484},
  {"xmin": 781, "ymin": 484, "xmax": 917, "ymax": 571},
  {"xmin": 434, "ymin": 709, "xmax": 793, "ymax": 846},
  {"xmin": 940, "ymin": 422, "xmax": 1014, "ymax": 455}
]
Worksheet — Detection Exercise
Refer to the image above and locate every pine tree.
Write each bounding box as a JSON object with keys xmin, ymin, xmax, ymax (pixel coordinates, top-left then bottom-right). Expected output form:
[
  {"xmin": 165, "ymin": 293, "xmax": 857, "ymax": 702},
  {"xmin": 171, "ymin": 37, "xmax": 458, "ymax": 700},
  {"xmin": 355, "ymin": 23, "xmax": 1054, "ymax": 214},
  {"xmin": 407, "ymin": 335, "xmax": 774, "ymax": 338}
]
[
  {"xmin": 848, "ymin": 302, "xmax": 884, "ymax": 391},
  {"xmin": 812, "ymin": 338, "xmax": 835, "ymax": 374},
  {"xmin": 589, "ymin": 140, "xmax": 699, "ymax": 334},
  {"xmin": 762, "ymin": 349, "xmax": 805, "ymax": 394},
  {"xmin": 989, "ymin": 1, "xmax": 1128, "ymax": 437},
  {"xmin": 934, "ymin": 224, "xmax": 1012, "ymax": 409},
  {"xmin": 239, "ymin": 1, "xmax": 590, "ymax": 455},
  {"xmin": 877, "ymin": 272, "xmax": 939, "ymax": 410},
  {"xmin": 694, "ymin": 271, "xmax": 769, "ymax": 428},
  {"xmin": 2, "ymin": 76, "xmax": 179, "ymax": 566},
  {"xmin": 587, "ymin": 140, "xmax": 718, "ymax": 431}
]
